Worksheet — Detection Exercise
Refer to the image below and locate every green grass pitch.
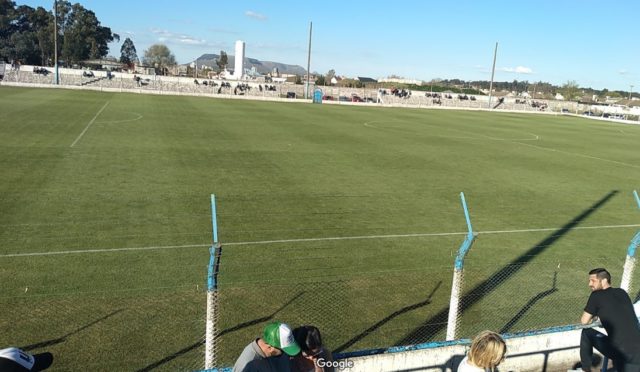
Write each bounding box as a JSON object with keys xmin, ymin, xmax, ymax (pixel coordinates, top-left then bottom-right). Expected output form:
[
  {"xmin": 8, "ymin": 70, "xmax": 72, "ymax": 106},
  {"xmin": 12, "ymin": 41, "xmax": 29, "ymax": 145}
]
[{"xmin": 1, "ymin": 86, "xmax": 639, "ymax": 370}]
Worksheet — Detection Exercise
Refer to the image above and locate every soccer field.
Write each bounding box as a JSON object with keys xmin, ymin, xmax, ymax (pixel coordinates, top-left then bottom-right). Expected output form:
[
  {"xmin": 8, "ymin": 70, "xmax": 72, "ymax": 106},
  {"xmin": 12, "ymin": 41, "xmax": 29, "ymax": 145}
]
[{"xmin": 1, "ymin": 86, "xmax": 639, "ymax": 370}]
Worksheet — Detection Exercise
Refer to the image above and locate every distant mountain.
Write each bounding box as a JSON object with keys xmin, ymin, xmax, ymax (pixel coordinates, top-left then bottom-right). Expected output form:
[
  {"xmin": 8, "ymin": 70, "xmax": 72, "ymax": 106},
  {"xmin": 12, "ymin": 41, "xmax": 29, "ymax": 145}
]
[{"xmin": 192, "ymin": 53, "xmax": 306, "ymax": 76}]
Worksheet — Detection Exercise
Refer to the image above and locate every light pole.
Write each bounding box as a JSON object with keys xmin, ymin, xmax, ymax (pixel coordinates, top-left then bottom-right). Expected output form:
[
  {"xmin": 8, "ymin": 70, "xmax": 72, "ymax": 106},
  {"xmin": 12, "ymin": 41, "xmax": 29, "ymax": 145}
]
[
  {"xmin": 53, "ymin": 0, "xmax": 59, "ymax": 84},
  {"xmin": 630, "ymin": 85, "xmax": 634, "ymax": 100}
]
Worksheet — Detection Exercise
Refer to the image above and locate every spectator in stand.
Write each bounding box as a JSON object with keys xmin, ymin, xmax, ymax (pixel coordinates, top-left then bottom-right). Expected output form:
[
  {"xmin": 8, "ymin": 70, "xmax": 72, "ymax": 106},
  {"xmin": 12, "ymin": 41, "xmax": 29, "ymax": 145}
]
[
  {"xmin": 0, "ymin": 347, "xmax": 53, "ymax": 371},
  {"xmin": 233, "ymin": 321, "xmax": 301, "ymax": 372},
  {"xmin": 291, "ymin": 325, "xmax": 333, "ymax": 372},
  {"xmin": 575, "ymin": 268, "xmax": 640, "ymax": 372},
  {"xmin": 457, "ymin": 331, "xmax": 506, "ymax": 372}
]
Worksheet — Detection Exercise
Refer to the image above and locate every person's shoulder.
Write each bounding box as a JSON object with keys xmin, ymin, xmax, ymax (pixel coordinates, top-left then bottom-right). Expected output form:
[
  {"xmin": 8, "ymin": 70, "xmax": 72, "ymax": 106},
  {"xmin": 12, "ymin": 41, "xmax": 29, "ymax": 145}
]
[
  {"xmin": 600, "ymin": 287, "xmax": 628, "ymax": 299},
  {"xmin": 611, "ymin": 287, "xmax": 628, "ymax": 295},
  {"xmin": 457, "ymin": 356, "xmax": 484, "ymax": 372},
  {"xmin": 233, "ymin": 340, "xmax": 263, "ymax": 372}
]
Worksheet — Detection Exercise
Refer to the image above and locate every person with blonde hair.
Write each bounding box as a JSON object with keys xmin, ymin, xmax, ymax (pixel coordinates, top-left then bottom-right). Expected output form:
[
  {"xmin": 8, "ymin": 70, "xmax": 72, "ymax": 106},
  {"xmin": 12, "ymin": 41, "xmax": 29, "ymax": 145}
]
[{"xmin": 458, "ymin": 330, "xmax": 507, "ymax": 372}]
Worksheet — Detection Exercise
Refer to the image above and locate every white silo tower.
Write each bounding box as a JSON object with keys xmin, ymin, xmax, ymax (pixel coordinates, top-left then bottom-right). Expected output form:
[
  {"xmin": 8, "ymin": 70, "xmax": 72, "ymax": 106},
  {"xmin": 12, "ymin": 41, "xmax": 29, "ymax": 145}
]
[{"xmin": 234, "ymin": 40, "xmax": 245, "ymax": 80}]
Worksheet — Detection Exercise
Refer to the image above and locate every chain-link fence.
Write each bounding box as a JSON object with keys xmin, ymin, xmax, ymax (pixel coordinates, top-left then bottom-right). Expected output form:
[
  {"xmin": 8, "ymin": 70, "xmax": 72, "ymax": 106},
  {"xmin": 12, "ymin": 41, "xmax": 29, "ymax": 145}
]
[
  {"xmin": 2, "ymin": 230, "xmax": 638, "ymax": 371},
  {"xmin": 454, "ymin": 257, "xmax": 621, "ymax": 339},
  {"xmin": 0, "ymin": 287, "xmax": 207, "ymax": 371},
  {"xmin": 215, "ymin": 268, "xmax": 455, "ymax": 367},
  {"xmin": 211, "ymin": 218, "xmax": 640, "ymax": 368}
]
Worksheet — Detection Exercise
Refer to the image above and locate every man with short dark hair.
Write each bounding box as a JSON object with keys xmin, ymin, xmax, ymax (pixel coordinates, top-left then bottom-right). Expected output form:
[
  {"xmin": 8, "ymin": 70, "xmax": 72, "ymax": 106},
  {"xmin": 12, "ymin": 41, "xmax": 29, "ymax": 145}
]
[
  {"xmin": 233, "ymin": 321, "xmax": 301, "ymax": 372},
  {"xmin": 578, "ymin": 268, "xmax": 640, "ymax": 372}
]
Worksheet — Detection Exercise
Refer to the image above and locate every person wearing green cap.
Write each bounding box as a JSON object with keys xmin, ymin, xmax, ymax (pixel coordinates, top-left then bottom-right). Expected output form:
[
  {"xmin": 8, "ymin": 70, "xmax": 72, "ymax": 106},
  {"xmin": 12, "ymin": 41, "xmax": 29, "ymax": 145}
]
[{"xmin": 233, "ymin": 321, "xmax": 302, "ymax": 372}]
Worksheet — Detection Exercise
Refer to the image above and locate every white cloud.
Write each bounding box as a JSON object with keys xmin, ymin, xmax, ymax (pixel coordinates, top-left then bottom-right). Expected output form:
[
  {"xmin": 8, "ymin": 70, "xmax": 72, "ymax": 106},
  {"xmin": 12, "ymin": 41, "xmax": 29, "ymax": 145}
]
[
  {"xmin": 618, "ymin": 69, "xmax": 629, "ymax": 75},
  {"xmin": 177, "ymin": 35, "xmax": 206, "ymax": 45},
  {"xmin": 245, "ymin": 10, "xmax": 267, "ymax": 20},
  {"xmin": 498, "ymin": 66, "xmax": 533, "ymax": 74},
  {"xmin": 150, "ymin": 28, "xmax": 206, "ymax": 46}
]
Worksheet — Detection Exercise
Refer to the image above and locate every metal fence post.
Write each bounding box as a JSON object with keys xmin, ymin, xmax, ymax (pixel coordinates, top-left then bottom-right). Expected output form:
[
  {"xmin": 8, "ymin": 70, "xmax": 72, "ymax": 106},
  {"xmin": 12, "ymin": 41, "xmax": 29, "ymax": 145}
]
[
  {"xmin": 620, "ymin": 190, "xmax": 640, "ymax": 293},
  {"xmin": 446, "ymin": 192, "xmax": 477, "ymax": 341},
  {"xmin": 205, "ymin": 194, "xmax": 221, "ymax": 369}
]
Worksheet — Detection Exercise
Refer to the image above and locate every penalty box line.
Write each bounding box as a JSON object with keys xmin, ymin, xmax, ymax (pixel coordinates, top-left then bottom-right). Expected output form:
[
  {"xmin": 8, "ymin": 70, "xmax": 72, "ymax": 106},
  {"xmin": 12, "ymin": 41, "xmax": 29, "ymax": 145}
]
[{"xmin": 1, "ymin": 223, "xmax": 640, "ymax": 258}]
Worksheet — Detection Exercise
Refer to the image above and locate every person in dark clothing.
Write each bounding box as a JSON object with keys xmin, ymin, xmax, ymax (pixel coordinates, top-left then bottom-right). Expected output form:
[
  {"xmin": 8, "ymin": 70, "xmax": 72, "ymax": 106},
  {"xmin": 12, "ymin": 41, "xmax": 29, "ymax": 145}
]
[{"xmin": 578, "ymin": 268, "xmax": 640, "ymax": 372}]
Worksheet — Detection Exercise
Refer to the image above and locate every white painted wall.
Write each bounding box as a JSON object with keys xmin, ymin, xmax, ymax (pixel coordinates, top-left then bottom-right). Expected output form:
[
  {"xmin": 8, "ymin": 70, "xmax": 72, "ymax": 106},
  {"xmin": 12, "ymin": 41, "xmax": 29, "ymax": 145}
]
[{"xmin": 340, "ymin": 328, "xmax": 602, "ymax": 372}]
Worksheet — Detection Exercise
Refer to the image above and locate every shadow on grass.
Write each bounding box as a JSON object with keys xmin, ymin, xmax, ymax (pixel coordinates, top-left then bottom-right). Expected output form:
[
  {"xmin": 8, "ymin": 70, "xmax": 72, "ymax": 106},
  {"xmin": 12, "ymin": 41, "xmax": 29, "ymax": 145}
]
[
  {"xmin": 21, "ymin": 309, "xmax": 124, "ymax": 351},
  {"xmin": 394, "ymin": 190, "xmax": 617, "ymax": 346},
  {"xmin": 135, "ymin": 291, "xmax": 305, "ymax": 372},
  {"xmin": 500, "ymin": 272, "xmax": 558, "ymax": 333},
  {"xmin": 333, "ymin": 281, "xmax": 442, "ymax": 353},
  {"xmin": 135, "ymin": 341, "xmax": 202, "ymax": 372},
  {"xmin": 218, "ymin": 291, "xmax": 305, "ymax": 337}
]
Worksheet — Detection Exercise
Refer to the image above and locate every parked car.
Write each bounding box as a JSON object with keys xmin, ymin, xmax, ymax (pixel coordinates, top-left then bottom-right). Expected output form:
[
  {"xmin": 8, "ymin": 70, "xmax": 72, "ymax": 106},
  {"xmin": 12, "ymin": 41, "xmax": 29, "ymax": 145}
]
[
  {"xmin": 286, "ymin": 92, "xmax": 296, "ymax": 99},
  {"xmin": 583, "ymin": 111, "xmax": 595, "ymax": 116},
  {"xmin": 561, "ymin": 108, "xmax": 570, "ymax": 113},
  {"xmin": 351, "ymin": 95, "xmax": 364, "ymax": 102},
  {"xmin": 338, "ymin": 96, "xmax": 350, "ymax": 102},
  {"xmin": 322, "ymin": 95, "xmax": 334, "ymax": 101}
]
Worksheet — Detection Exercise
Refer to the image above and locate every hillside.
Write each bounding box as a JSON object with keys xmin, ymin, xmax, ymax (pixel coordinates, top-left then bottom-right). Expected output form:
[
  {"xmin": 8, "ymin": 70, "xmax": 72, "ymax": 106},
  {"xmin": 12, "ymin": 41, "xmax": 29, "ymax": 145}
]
[{"xmin": 193, "ymin": 53, "xmax": 306, "ymax": 76}]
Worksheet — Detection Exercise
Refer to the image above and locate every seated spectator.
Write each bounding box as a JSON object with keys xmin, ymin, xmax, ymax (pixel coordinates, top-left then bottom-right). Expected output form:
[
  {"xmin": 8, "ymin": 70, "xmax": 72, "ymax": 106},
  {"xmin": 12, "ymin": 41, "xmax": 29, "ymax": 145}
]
[
  {"xmin": 575, "ymin": 268, "xmax": 640, "ymax": 372},
  {"xmin": 458, "ymin": 330, "xmax": 506, "ymax": 372},
  {"xmin": 0, "ymin": 347, "xmax": 53, "ymax": 371},
  {"xmin": 291, "ymin": 325, "xmax": 333, "ymax": 372},
  {"xmin": 233, "ymin": 322, "xmax": 300, "ymax": 372}
]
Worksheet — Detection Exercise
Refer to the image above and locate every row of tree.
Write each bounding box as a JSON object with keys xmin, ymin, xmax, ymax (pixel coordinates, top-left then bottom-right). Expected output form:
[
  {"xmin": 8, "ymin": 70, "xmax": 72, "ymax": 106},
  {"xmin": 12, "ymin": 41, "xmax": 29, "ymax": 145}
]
[{"xmin": 0, "ymin": 0, "xmax": 118, "ymax": 66}]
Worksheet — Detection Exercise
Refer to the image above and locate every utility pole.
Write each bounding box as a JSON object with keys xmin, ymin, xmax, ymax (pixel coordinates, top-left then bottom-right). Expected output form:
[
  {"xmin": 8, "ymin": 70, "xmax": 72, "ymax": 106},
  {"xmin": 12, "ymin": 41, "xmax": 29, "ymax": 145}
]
[
  {"xmin": 305, "ymin": 21, "xmax": 312, "ymax": 100},
  {"xmin": 630, "ymin": 85, "xmax": 634, "ymax": 100},
  {"xmin": 53, "ymin": 0, "xmax": 59, "ymax": 84},
  {"xmin": 488, "ymin": 42, "xmax": 498, "ymax": 109}
]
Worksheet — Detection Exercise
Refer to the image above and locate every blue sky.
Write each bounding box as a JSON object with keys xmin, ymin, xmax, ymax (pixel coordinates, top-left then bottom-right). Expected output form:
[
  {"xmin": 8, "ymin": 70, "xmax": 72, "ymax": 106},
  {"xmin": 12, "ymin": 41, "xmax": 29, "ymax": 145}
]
[{"xmin": 17, "ymin": 0, "xmax": 640, "ymax": 91}]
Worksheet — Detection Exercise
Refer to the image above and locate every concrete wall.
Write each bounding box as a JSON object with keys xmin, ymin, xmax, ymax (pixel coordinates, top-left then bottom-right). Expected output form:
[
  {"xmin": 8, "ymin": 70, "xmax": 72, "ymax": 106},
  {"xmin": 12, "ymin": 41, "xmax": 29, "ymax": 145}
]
[{"xmin": 338, "ymin": 326, "xmax": 601, "ymax": 372}]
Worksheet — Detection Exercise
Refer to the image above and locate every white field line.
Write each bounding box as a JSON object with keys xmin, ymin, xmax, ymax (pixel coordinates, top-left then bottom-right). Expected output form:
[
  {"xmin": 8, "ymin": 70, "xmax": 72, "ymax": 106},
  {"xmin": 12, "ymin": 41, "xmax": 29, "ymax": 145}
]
[
  {"xmin": 2, "ymin": 223, "xmax": 639, "ymax": 258},
  {"xmin": 70, "ymin": 101, "xmax": 110, "ymax": 147},
  {"xmin": 513, "ymin": 141, "xmax": 640, "ymax": 169}
]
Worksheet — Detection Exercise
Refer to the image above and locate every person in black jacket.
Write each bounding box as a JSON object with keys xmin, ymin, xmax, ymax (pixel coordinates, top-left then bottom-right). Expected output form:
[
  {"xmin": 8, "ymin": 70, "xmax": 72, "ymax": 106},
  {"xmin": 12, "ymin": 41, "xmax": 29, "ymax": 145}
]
[{"xmin": 579, "ymin": 268, "xmax": 640, "ymax": 372}]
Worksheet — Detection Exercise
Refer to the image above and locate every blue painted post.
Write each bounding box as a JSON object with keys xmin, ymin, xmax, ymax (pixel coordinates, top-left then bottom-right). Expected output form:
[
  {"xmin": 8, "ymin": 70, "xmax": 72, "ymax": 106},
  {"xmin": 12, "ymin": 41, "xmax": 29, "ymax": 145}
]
[
  {"xmin": 446, "ymin": 192, "xmax": 477, "ymax": 340},
  {"xmin": 205, "ymin": 194, "xmax": 220, "ymax": 369},
  {"xmin": 620, "ymin": 190, "xmax": 640, "ymax": 294}
]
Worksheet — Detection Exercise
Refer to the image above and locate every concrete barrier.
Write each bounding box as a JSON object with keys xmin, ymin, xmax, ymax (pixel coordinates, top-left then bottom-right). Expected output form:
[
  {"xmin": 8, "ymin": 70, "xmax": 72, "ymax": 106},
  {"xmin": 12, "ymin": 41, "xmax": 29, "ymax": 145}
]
[{"xmin": 337, "ymin": 325, "xmax": 604, "ymax": 372}]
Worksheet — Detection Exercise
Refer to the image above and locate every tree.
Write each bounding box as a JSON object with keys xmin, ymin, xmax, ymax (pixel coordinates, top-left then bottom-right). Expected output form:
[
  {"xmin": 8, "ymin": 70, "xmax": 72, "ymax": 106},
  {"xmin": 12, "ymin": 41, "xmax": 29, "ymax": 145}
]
[
  {"xmin": 142, "ymin": 44, "xmax": 176, "ymax": 75},
  {"xmin": 216, "ymin": 50, "xmax": 227, "ymax": 71},
  {"xmin": 119, "ymin": 37, "xmax": 137, "ymax": 67},
  {"xmin": 561, "ymin": 80, "xmax": 580, "ymax": 101},
  {"xmin": 0, "ymin": 1, "xmax": 122, "ymax": 66},
  {"xmin": 294, "ymin": 75, "xmax": 302, "ymax": 85},
  {"xmin": 315, "ymin": 74, "xmax": 325, "ymax": 86},
  {"xmin": 60, "ymin": 3, "xmax": 118, "ymax": 65},
  {"xmin": 326, "ymin": 69, "xmax": 335, "ymax": 84}
]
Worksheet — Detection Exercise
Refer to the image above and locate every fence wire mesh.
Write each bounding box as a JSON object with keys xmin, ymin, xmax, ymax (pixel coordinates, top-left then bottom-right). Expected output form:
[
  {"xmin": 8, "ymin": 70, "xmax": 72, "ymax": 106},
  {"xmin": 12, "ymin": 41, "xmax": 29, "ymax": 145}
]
[
  {"xmin": 0, "ymin": 287, "xmax": 207, "ymax": 371},
  {"xmin": 216, "ymin": 268, "xmax": 457, "ymax": 367},
  {"xmin": 455, "ymin": 256, "xmax": 625, "ymax": 339},
  {"xmin": 631, "ymin": 256, "xmax": 640, "ymax": 304}
]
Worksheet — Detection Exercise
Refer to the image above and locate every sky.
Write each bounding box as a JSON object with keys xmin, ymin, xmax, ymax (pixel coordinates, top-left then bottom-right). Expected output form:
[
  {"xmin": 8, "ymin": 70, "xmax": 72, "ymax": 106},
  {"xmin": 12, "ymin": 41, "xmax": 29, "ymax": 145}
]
[{"xmin": 16, "ymin": 0, "xmax": 640, "ymax": 91}]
